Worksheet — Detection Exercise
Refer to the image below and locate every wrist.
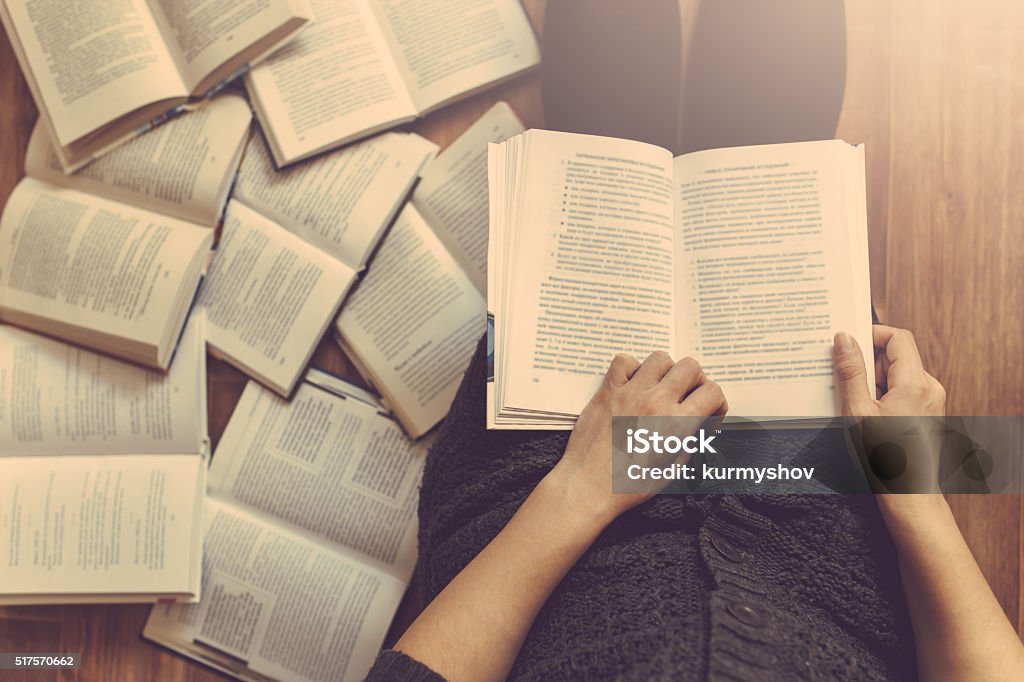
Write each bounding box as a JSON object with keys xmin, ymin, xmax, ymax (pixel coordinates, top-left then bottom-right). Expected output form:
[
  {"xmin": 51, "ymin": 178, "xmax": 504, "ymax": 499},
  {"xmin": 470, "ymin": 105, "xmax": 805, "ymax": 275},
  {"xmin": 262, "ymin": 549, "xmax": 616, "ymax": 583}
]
[
  {"xmin": 876, "ymin": 493, "xmax": 955, "ymax": 547},
  {"xmin": 536, "ymin": 466, "xmax": 622, "ymax": 533}
]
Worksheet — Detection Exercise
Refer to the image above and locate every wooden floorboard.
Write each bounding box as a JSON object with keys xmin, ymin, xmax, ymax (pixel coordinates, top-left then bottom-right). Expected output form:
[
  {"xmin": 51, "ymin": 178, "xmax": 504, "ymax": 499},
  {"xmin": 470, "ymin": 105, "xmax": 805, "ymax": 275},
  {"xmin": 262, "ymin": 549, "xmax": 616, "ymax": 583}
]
[{"xmin": 880, "ymin": 0, "xmax": 1024, "ymax": 627}]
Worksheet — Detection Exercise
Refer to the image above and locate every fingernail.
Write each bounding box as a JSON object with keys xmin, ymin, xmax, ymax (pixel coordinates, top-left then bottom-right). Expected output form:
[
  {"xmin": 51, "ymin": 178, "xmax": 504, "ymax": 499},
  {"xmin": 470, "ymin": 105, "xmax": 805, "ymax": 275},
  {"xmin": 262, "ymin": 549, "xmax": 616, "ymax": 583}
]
[{"xmin": 834, "ymin": 332, "xmax": 854, "ymax": 354}]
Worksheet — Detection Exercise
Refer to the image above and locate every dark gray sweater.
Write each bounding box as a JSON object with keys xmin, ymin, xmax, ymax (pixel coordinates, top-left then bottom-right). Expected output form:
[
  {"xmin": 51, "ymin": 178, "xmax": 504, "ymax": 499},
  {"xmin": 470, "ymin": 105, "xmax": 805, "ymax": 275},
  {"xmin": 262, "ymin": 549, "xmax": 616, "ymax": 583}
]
[{"xmin": 367, "ymin": 337, "xmax": 917, "ymax": 680}]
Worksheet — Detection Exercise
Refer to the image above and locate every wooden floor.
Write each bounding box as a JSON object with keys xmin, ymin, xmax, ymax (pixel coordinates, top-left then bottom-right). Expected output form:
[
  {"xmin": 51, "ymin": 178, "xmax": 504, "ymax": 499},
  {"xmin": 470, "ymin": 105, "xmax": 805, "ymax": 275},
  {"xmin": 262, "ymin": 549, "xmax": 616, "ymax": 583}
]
[{"xmin": 1, "ymin": 0, "xmax": 1022, "ymax": 679}]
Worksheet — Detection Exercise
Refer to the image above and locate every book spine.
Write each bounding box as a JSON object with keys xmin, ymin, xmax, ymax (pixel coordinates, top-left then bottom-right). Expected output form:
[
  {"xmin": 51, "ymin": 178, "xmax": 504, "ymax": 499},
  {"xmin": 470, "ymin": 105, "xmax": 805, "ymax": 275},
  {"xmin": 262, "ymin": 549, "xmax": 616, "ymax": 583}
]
[
  {"xmin": 203, "ymin": 64, "xmax": 252, "ymax": 99},
  {"xmin": 60, "ymin": 105, "xmax": 189, "ymax": 173}
]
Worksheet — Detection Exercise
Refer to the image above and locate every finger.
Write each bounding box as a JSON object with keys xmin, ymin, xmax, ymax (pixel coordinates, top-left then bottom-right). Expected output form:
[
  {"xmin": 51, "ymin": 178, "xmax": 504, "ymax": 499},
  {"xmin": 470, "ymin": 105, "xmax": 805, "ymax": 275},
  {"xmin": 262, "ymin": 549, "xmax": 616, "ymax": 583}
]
[
  {"xmin": 872, "ymin": 325, "xmax": 927, "ymax": 389},
  {"xmin": 875, "ymin": 348, "xmax": 891, "ymax": 380},
  {"xmin": 678, "ymin": 380, "xmax": 728, "ymax": 417},
  {"xmin": 630, "ymin": 351, "xmax": 675, "ymax": 388},
  {"xmin": 658, "ymin": 356, "xmax": 703, "ymax": 400},
  {"xmin": 874, "ymin": 353, "xmax": 888, "ymax": 399},
  {"xmin": 604, "ymin": 353, "xmax": 641, "ymax": 388},
  {"xmin": 833, "ymin": 332, "xmax": 875, "ymax": 415}
]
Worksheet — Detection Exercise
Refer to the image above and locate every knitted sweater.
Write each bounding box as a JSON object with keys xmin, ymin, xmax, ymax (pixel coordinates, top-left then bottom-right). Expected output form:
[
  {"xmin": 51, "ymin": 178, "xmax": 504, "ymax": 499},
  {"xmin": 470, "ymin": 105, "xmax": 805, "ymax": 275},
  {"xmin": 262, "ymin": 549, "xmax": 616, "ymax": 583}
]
[{"xmin": 366, "ymin": 337, "xmax": 917, "ymax": 681}]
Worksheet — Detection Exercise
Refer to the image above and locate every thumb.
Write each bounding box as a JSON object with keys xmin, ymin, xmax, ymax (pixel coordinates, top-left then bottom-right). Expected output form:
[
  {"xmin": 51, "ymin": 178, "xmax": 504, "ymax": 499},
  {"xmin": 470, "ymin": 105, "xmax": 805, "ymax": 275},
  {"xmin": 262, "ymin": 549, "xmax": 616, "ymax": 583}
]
[{"xmin": 833, "ymin": 332, "xmax": 874, "ymax": 415}]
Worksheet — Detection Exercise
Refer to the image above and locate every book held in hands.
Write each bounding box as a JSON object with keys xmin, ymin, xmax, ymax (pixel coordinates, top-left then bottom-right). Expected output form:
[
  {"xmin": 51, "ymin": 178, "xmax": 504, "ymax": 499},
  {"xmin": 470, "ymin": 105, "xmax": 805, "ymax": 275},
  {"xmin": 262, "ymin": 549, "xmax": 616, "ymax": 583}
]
[
  {"xmin": 0, "ymin": 94, "xmax": 252, "ymax": 370},
  {"xmin": 487, "ymin": 132, "xmax": 876, "ymax": 428},
  {"xmin": 0, "ymin": 0, "xmax": 312, "ymax": 171}
]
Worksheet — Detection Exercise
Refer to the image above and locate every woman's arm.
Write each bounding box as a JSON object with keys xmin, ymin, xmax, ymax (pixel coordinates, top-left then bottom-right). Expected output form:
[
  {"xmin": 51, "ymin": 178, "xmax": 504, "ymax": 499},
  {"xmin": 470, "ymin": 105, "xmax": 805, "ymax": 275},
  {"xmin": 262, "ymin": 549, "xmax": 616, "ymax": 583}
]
[
  {"xmin": 879, "ymin": 495, "xmax": 1024, "ymax": 681},
  {"xmin": 391, "ymin": 471, "xmax": 615, "ymax": 682},
  {"xmin": 833, "ymin": 327, "xmax": 1024, "ymax": 681},
  {"xmin": 392, "ymin": 352, "xmax": 727, "ymax": 682}
]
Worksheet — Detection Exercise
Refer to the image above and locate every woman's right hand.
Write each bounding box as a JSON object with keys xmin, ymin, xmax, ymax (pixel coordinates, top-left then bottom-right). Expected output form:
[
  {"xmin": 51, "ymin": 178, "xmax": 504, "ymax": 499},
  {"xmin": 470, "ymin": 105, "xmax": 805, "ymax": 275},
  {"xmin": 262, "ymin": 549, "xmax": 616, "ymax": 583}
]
[{"xmin": 546, "ymin": 351, "xmax": 728, "ymax": 525}]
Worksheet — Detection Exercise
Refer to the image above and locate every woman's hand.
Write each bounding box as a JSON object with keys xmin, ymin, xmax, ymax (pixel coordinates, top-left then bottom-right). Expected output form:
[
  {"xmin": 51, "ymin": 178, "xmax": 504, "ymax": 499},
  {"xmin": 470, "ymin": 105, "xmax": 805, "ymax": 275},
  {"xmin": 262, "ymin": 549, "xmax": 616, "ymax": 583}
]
[
  {"xmin": 833, "ymin": 326, "xmax": 1024, "ymax": 681},
  {"xmin": 394, "ymin": 353, "xmax": 724, "ymax": 682},
  {"xmin": 545, "ymin": 351, "xmax": 728, "ymax": 525},
  {"xmin": 833, "ymin": 326, "xmax": 946, "ymax": 416},
  {"xmin": 833, "ymin": 326, "xmax": 947, "ymax": 495}
]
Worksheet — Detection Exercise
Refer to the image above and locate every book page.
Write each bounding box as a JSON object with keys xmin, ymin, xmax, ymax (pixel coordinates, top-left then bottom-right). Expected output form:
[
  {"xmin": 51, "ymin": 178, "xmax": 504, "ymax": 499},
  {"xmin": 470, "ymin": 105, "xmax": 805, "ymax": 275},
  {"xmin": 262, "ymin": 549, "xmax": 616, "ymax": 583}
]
[
  {"xmin": 673, "ymin": 141, "xmax": 875, "ymax": 416},
  {"xmin": 0, "ymin": 454, "xmax": 204, "ymax": 600},
  {"xmin": 209, "ymin": 379, "xmax": 423, "ymax": 579},
  {"xmin": 0, "ymin": 179, "xmax": 212, "ymax": 355},
  {"xmin": 500, "ymin": 131, "xmax": 677, "ymax": 417},
  {"xmin": 0, "ymin": 316, "xmax": 205, "ymax": 457},
  {"xmin": 1, "ymin": 0, "xmax": 187, "ymax": 145},
  {"xmin": 245, "ymin": 0, "xmax": 417, "ymax": 164},
  {"xmin": 149, "ymin": 0, "xmax": 310, "ymax": 93},
  {"xmin": 235, "ymin": 131, "xmax": 435, "ymax": 269},
  {"xmin": 372, "ymin": 0, "xmax": 540, "ymax": 113},
  {"xmin": 336, "ymin": 204, "xmax": 485, "ymax": 437},
  {"xmin": 199, "ymin": 200, "xmax": 356, "ymax": 396},
  {"xmin": 412, "ymin": 101, "xmax": 524, "ymax": 292},
  {"xmin": 144, "ymin": 498, "xmax": 407, "ymax": 682},
  {"xmin": 25, "ymin": 94, "xmax": 252, "ymax": 226}
]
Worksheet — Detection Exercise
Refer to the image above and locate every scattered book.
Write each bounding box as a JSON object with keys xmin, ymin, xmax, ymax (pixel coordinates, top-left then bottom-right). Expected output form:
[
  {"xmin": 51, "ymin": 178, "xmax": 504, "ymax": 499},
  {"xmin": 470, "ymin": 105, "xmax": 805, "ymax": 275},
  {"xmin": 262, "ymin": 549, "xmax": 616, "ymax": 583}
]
[
  {"xmin": 246, "ymin": 0, "xmax": 540, "ymax": 165},
  {"xmin": 0, "ymin": 0, "xmax": 311, "ymax": 171},
  {"xmin": 0, "ymin": 94, "xmax": 252, "ymax": 369},
  {"xmin": 411, "ymin": 101, "xmax": 525, "ymax": 293},
  {"xmin": 144, "ymin": 369, "xmax": 426, "ymax": 682},
  {"xmin": 197, "ymin": 131, "xmax": 437, "ymax": 396},
  {"xmin": 487, "ymin": 132, "xmax": 875, "ymax": 428},
  {"xmin": 25, "ymin": 93, "xmax": 253, "ymax": 226},
  {"xmin": 336, "ymin": 102, "xmax": 524, "ymax": 437},
  {"xmin": 0, "ymin": 316, "xmax": 208, "ymax": 605}
]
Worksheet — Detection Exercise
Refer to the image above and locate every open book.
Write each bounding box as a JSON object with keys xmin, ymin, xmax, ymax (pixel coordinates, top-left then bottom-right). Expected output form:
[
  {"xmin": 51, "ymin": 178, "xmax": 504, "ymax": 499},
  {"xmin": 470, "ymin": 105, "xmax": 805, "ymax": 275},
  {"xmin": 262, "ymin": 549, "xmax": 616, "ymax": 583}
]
[
  {"xmin": 0, "ymin": 317, "xmax": 207, "ymax": 605},
  {"xmin": 488, "ymin": 132, "xmax": 876, "ymax": 428},
  {"xmin": 336, "ymin": 102, "xmax": 524, "ymax": 437},
  {"xmin": 197, "ymin": 131, "xmax": 437, "ymax": 396},
  {"xmin": 144, "ymin": 369, "xmax": 426, "ymax": 682},
  {"xmin": 0, "ymin": 0, "xmax": 311, "ymax": 171},
  {"xmin": 246, "ymin": 0, "xmax": 540, "ymax": 165},
  {"xmin": 0, "ymin": 94, "xmax": 252, "ymax": 369}
]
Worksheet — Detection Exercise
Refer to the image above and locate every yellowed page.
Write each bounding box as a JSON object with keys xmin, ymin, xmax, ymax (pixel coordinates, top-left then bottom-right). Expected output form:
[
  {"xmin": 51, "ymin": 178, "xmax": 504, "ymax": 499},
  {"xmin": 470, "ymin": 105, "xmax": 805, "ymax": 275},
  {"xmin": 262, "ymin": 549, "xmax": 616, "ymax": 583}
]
[
  {"xmin": 245, "ymin": 0, "xmax": 416, "ymax": 164},
  {"xmin": 199, "ymin": 200, "xmax": 356, "ymax": 396},
  {"xmin": 0, "ymin": 318, "xmax": 205, "ymax": 456},
  {"xmin": 2, "ymin": 0, "xmax": 186, "ymax": 145},
  {"xmin": 235, "ymin": 130, "xmax": 435, "ymax": 269},
  {"xmin": 148, "ymin": 0, "xmax": 310, "ymax": 91},
  {"xmin": 672, "ymin": 140, "xmax": 874, "ymax": 417},
  {"xmin": 26, "ymin": 94, "xmax": 252, "ymax": 225},
  {"xmin": 144, "ymin": 498, "xmax": 408, "ymax": 682},
  {"xmin": 0, "ymin": 454, "xmax": 204, "ymax": 600},
  {"xmin": 412, "ymin": 100, "xmax": 524, "ymax": 292},
  {"xmin": 336, "ymin": 205, "xmax": 485, "ymax": 437},
  {"xmin": 500, "ymin": 131, "xmax": 677, "ymax": 417},
  {"xmin": 0, "ymin": 179, "xmax": 212, "ymax": 353},
  {"xmin": 209, "ymin": 379, "xmax": 423, "ymax": 579},
  {"xmin": 371, "ymin": 0, "xmax": 540, "ymax": 113}
]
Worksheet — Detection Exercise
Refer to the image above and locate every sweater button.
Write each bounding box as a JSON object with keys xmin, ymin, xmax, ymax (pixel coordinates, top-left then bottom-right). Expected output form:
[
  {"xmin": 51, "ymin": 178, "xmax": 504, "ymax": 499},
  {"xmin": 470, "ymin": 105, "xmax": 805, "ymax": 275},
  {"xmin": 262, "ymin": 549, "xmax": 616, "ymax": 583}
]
[
  {"xmin": 710, "ymin": 534, "xmax": 744, "ymax": 562},
  {"xmin": 727, "ymin": 602, "xmax": 768, "ymax": 628}
]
